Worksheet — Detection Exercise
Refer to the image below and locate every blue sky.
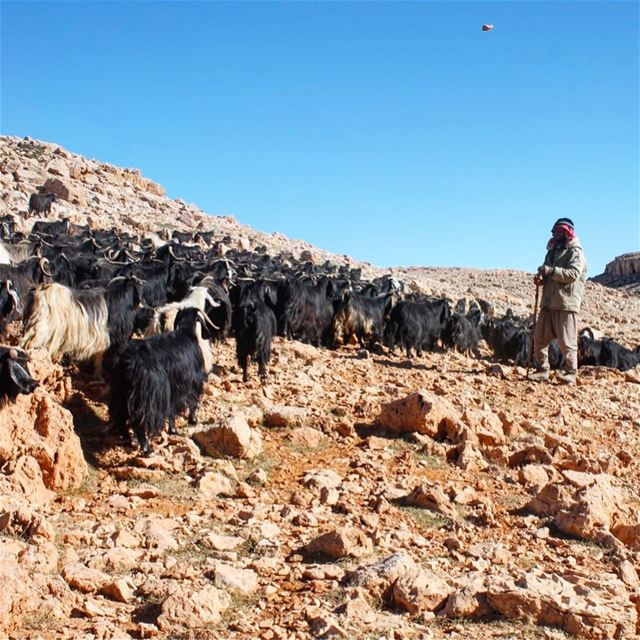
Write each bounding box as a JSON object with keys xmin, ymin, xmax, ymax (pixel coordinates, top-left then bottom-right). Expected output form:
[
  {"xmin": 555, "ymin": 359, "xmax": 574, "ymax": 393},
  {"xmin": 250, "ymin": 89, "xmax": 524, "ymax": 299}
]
[{"xmin": 1, "ymin": 1, "xmax": 638, "ymax": 275}]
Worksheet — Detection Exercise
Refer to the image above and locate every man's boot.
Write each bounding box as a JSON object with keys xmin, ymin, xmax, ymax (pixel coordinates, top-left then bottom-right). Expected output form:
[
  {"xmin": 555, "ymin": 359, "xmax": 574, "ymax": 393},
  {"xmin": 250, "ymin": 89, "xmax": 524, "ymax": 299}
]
[
  {"xmin": 559, "ymin": 370, "xmax": 577, "ymax": 385},
  {"xmin": 528, "ymin": 367, "xmax": 549, "ymax": 382}
]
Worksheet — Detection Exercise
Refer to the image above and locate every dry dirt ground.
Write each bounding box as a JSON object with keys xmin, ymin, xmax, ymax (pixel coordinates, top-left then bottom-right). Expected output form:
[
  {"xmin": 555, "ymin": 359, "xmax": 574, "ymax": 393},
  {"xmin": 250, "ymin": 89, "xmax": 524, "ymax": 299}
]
[{"xmin": 5, "ymin": 329, "xmax": 640, "ymax": 640}]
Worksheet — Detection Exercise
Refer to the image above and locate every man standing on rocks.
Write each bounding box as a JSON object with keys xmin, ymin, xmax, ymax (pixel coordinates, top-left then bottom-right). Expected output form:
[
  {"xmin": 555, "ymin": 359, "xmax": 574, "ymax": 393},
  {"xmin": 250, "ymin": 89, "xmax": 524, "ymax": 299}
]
[{"xmin": 529, "ymin": 218, "xmax": 587, "ymax": 385}]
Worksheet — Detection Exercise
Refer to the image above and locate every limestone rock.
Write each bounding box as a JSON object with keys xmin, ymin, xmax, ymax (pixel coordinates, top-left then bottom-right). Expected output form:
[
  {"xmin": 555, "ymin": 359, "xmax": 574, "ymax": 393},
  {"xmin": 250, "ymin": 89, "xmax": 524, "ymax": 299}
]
[
  {"xmin": 201, "ymin": 532, "xmax": 244, "ymax": 552},
  {"xmin": 197, "ymin": 471, "xmax": 234, "ymax": 499},
  {"xmin": 402, "ymin": 483, "xmax": 459, "ymax": 520},
  {"xmin": 378, "ymin": 390, "xmax": 459, "ymax": 436},
  {"xmin": 289, "ymin": 426, "xmax": 326, "ymax": 449},
  {"xmin": 302, "ymin": 468, "xmax": 342, "ymax": 491},
  {"xmin": 62, "ymin": 562, "xmax": 110, "ymax": 593},
  {"xmin": 264, "ymin": 405, "xmax": 309, "ymax": 427},
  {"xmin": 306, "ymin": 526, "xmax": 373, "ymax": 559},
  {"xmin": 392, "ymin": 568, "xmax": 451, "ymax": 614},
  {"xmin": 518, "ymin": 464, "xmax": 550, "ymax": 492},
  {"xmin": 344, "ymin": 552, "xmax": 418, "ymax": 594},
  {"xmin": 461, "ymin": 407, "xmax": 506, "ymax": 446},
  {"xmin": 46, "ymin": 158, "xmax": 69, "ymax": 178},
  {"xmin": 212, "ymin": 563, "xmax": 259, "ymax": 595},
  {"xmin": 486, "ymin": 570, "xmax": 637, "ymax": 639},
  {"xmin": 0, "ymin": 498, "xmax": 55, "ymax": 541},
  {"xmin": 0, "ymin": 543, "xmax": 39, "ymax": 634},
  {"xmin": 156, "ymin": 584, "xmax": 230, "ymax": 632},
  {"xmin": 43, "ymin": 176, "xmax": 70, "ymax": 201},
  {"xmin": 0, "ymin": 350, "xmax": 86, "ymax": 499},
  {"xmin": 444, "ymin": 584, "xmax": 492, "ymax": 619},
  {"xmin": 101, "ymin": 577, "xmax": 136, "ymax": 603},
  {"xmin": 193, "ymin": 414, "xmax": 263, "ymax": 459}
]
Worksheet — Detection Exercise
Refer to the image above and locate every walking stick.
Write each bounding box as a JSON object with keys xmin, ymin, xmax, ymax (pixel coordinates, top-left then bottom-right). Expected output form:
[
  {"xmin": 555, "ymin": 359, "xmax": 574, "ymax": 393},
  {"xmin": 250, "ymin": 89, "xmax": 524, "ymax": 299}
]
[{"xmin": 526, "ymin": 280, "xmax": 541, "ymax": 379}]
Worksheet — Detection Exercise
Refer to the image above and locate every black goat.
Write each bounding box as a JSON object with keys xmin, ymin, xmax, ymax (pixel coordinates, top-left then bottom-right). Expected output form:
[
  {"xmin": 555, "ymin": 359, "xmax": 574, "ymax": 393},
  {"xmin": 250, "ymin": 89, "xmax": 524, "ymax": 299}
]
[
  {"xmin": 385, "ymin": 298, "xmax": 452, "ymax": 357},
  {"xmin": 0, "ymin": 257, "xmax": 53, "ymax": 333},
  {"xmin": 279, "ymin": 277, "xmax": 335, "ymax": 346},
  {"xmin": 0, "ymin": 346, "xmax": 38, "ymax": 404},
  {"xmin": 28, "ymin": 193, "xmax": 55, "ymax": 217},
  {"xmin": 481, "ymin": 313, "xmax": 563, "ymax": 369},
  {"xmin": 578, "ymin": 329, "xmax": 639, "ymax": 372},
  {"xmin": 332, "ymin": 291, "xmax": 396, "ymax": 349},
  {"xmin": 232, "ymin": 283, "xmax": 277, "ymax": 383},
  {"xmin": 109, "ymin": 307, "xmax": 213, "ymax": 455},
  {"xmin": 442, "ymin": 312, "xmax": 482, "ymax": 357}
]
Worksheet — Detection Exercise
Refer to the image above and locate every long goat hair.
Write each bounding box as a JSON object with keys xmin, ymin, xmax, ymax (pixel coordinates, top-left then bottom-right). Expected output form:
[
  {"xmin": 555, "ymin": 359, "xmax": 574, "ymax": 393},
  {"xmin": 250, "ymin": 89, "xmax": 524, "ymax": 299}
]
[
  {"xmin": 109, "ymin": 307, "xmax": 214, "ymax": 455},
  {"xmin": 21, "ymin": 277, "xmax": 141, "ymax": 364},
  {"xmin": 232, "ymin": 283, "xmax": 277, "ymax": 382}
]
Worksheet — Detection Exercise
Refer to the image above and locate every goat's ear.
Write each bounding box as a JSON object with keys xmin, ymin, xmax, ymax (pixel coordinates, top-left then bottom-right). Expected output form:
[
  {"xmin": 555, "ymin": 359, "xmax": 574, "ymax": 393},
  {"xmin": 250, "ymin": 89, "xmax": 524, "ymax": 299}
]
[{"xmin": 8, "ymin": 360, "xmax": 38, "ymax": 394}]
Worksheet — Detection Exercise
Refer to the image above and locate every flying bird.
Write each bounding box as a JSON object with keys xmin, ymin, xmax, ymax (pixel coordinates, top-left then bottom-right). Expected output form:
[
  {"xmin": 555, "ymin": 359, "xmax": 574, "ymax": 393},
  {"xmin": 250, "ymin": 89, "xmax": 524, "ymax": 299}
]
[{"xmin": 482, "ymin": 24, "xmax": 494, "ymax": 32}]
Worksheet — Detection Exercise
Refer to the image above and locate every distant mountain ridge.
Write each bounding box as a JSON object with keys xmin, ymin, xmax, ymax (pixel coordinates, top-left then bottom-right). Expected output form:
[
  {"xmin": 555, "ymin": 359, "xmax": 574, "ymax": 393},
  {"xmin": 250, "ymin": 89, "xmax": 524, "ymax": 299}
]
[{"xmin": 591, "ymin": 253, "xmax": 640, "ymax": 293}]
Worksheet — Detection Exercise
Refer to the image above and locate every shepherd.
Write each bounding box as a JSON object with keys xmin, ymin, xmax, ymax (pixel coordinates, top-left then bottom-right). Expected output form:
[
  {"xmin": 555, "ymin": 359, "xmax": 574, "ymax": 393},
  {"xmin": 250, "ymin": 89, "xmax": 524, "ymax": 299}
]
[{"xmin": 528, "ymin": 218, "xmax": 587, "ymax": 384}]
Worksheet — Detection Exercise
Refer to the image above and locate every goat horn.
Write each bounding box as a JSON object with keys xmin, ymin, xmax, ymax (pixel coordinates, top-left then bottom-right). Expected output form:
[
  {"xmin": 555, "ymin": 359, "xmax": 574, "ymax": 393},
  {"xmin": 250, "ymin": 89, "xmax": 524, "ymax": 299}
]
[
  {"xmin": 197, "ymin": 310, "xmax": 220, "ymax": 331},
  {"xmin": 168, "ymin": 245, "xmax": 186, "ymax": 262},
  {"xmin": 8, "ymin": 287, "xmax": 22, "ymax": 314},
  {"xmin": 39, "ymin": 257, "xmax": 53, "ymax": 277}
]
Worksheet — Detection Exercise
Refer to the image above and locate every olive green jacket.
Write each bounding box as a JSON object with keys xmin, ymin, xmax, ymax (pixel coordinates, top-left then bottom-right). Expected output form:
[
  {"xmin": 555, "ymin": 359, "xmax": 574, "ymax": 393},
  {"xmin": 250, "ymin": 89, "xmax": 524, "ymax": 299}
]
[{"xmin": 540, "ymin": 238, "xmax": 587, "ymax": 313}]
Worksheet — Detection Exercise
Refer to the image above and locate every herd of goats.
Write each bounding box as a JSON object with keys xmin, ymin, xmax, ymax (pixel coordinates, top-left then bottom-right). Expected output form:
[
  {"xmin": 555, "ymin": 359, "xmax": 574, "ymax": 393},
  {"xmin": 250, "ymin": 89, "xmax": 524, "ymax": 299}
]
[{"xmin": 1, "ymin": 204, "xmax": 639, "ymax": 455}]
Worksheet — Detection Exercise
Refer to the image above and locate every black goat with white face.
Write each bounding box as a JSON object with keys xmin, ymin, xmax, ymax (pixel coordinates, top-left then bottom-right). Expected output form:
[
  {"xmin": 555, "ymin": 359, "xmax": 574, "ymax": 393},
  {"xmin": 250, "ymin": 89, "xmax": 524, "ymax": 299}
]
[
  {"xmin": 232, "ymin": 282, "xmax": 277, "ymax": 383},
  {"xmin": 0, "ymin": 257, "xmax": 53, "ymax": 335},
  {"xmin": 109, "ymin": 307, "xmax": 214, "ymax": 455},
  {"xmin": 0, "ymin": 347, "xmax": 38, "ymax": 404}
]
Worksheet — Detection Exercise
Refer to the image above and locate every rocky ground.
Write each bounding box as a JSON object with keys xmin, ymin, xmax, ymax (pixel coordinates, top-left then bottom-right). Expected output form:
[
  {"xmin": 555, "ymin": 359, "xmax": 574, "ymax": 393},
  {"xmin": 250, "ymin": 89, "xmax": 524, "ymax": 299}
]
[{"xmin": 1, "ymin": 136, "xmax": 640, "ymax": 640}]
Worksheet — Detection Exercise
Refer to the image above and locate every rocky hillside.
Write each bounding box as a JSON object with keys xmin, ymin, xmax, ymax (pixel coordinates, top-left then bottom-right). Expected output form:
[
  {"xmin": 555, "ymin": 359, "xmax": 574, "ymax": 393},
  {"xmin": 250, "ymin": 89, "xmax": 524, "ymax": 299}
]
[
  {"xmin": 1, "ymin": 136, "xmax": 640, "ymax": 640},
  {"xmin": 2, "ymin": 135, "xmax": 638, "ymax": 345}
]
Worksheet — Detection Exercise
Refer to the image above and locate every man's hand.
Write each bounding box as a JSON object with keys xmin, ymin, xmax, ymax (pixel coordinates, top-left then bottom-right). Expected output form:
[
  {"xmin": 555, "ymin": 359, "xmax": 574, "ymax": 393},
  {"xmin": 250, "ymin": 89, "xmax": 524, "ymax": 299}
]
[
  {"xmin": 533, "ymin": 274, "xmax": 544, "ymax": 286},
  {"xmin": 537, "ymin": 265, "xmax": 553, "ymax": 277}
]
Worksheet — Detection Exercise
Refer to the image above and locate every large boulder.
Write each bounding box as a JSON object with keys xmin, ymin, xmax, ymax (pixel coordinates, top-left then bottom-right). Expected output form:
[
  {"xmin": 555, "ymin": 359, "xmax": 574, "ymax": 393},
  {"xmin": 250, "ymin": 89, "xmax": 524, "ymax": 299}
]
[
  {"xmin": 486, "ymin": 570, "xmax": 636, "ymax": 639},
  {"xmin": 193, "ymin": 414, "xmax": 263, "ymax": 459},
  {"xmin": 156, "ymin": 583, "xmax": 230, "ymax": 632},
  {"xmin": 378, "ymin": 390, "xmax": 459, "ymax": 436},
  {"xmin": 527, "ymin": 473, "xmax": 632, "ymax": 545},
  {"xmin": 0, "ymin": 350, "xmax": 86, "ymax": 500},
  {"xmin": 306, "ymin": 526, "xmax": 373, "ymax": 560},
  {"xmin": 392, "ymin": 568, "xmax": 451, "ymax": 614}
]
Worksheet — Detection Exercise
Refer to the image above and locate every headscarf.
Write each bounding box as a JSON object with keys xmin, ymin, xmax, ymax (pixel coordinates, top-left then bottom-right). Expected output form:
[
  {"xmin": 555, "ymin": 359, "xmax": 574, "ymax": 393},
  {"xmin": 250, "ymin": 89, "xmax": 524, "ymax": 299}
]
[{"xmin": 546, "ymin": 222, "xmax": 576, "ymax": 250}]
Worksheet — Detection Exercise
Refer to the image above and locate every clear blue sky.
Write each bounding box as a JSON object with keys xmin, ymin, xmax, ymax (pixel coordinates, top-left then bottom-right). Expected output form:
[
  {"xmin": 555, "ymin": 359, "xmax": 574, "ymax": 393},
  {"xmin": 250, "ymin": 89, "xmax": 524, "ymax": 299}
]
[{"xmin": 1, "ymin": 1, "xmax": 638, "ymax": 275}]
